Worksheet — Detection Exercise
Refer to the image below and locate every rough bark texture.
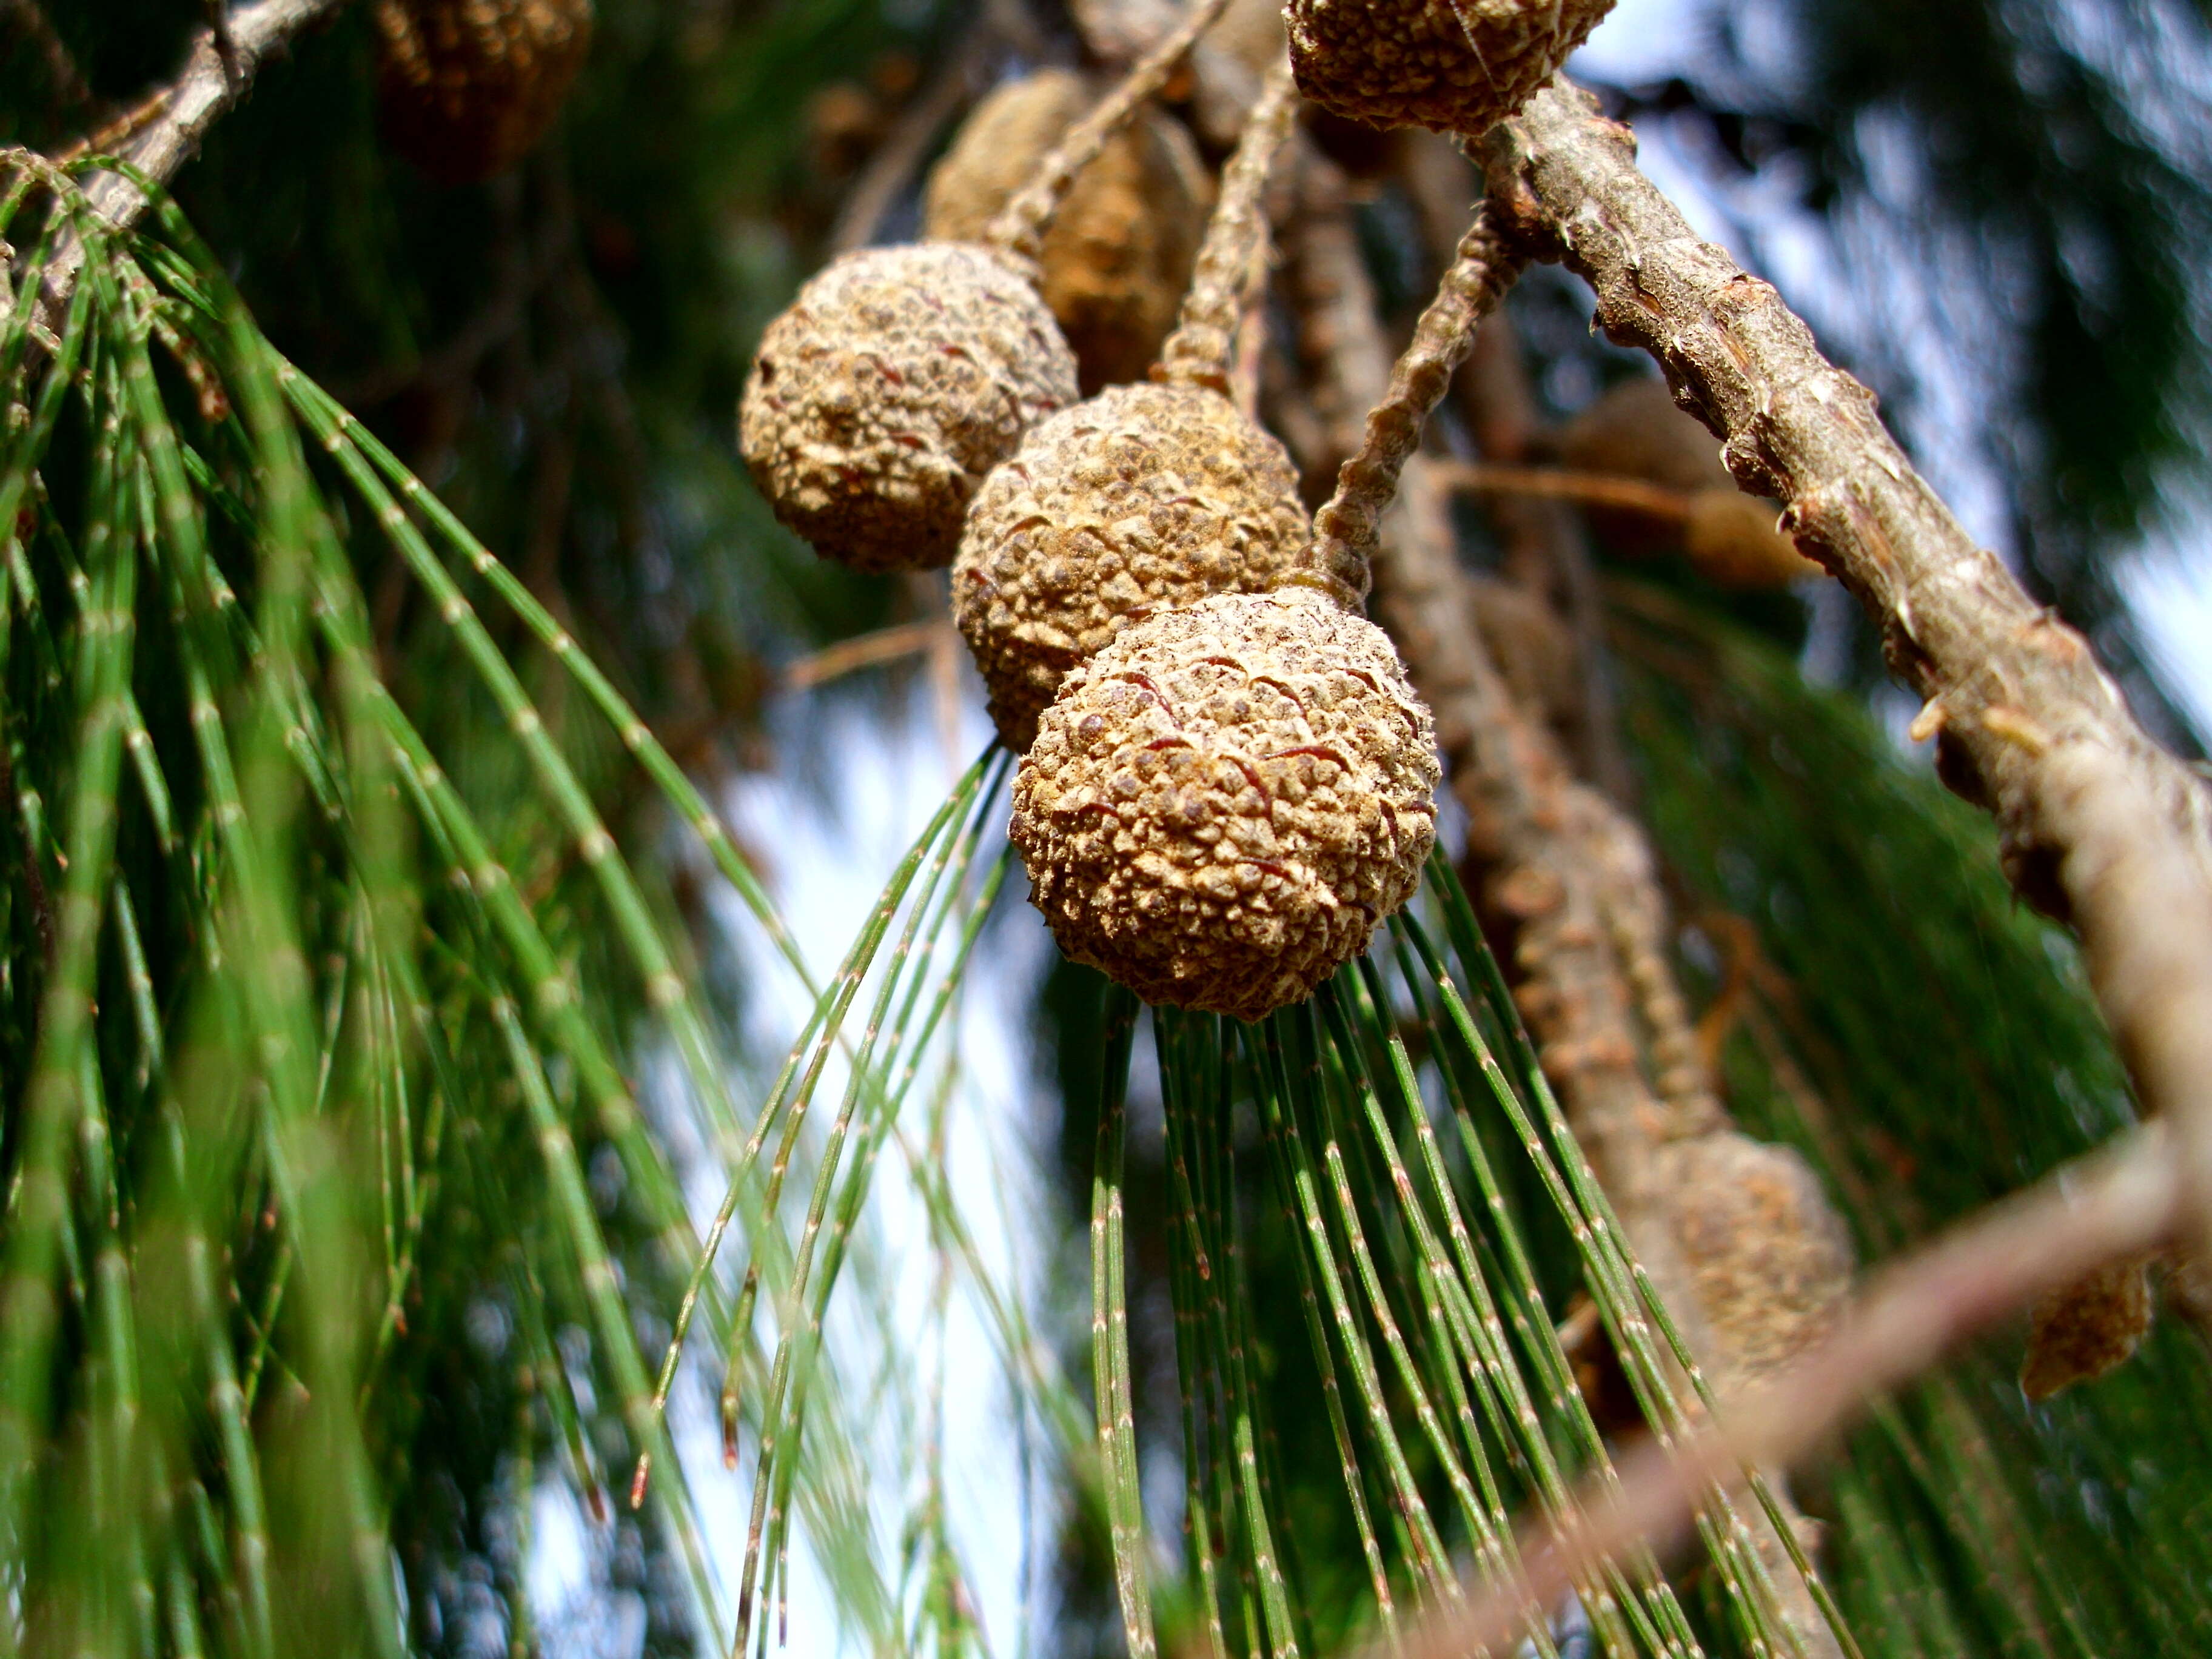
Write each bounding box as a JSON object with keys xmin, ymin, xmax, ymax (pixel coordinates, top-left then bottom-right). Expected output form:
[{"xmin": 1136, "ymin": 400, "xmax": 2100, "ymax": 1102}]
[
  {"xmin": 1298, "ymin": 198, "xmax": 1521, "ymax": 611},
  {"xmin": 1155, "ymin": 56, "xmax": 1301, "ymax": 392},
  {"xmin": 1377, "ymin": 455, "xmax": 1850, "ymax": 1658},
  {"xmin": 1398, "ymin": 132, "xmax": 1635, "ymax": 791},
  {"xmin": 1485, "ymin": 78, "xmax": 2212, "ymax": 1273},
  {"xmin": 1290, "ymin": 144, "xmax": 1851, "ymax": 1659}
]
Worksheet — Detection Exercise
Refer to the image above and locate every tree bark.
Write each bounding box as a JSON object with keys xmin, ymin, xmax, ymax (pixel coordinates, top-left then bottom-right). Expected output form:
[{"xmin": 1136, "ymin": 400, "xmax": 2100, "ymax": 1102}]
[{"xmin": 1484, "ymin": 79, "xmax": 2212, "ymax": 1273}]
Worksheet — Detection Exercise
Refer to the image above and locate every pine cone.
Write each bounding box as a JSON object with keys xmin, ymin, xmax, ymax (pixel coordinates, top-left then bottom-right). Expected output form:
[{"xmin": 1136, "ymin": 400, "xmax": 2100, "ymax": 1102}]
[
  {"xmin": 1658, "ymin": 1133, "xmax": 1854, "ymax": 1390},
  {"xmin": 739, "ymin": 244, "xmax": 1081, "ymax": 574},
  {"xmin": 1012, "ymin": 589, "xmax": 1439, "ymax": 1022},
  {"xmin": 1563, "ymin": 376, "xmax": 1816, "ymax": 585},
  {"xmin": 1684, "ymin": 488, "xmax": 1822, "ymax": 588},
  {"xmin": 953, "ymin": 382, "xmax": 1311, "ymax": 750},
  {"xmin": 925, "ymin": 69, "xmax": 1210, "ymax": 394},
  {"xmin": 1286, "ymin": 0, "xmax": 1615, "ymax": 135},
  {"xmin": 373, "ymin": 0, "xmax": 595, "ymax": 185}
]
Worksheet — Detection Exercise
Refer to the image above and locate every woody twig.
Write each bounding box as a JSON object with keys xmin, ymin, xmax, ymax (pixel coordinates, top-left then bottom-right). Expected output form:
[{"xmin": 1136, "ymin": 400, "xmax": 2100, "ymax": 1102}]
[
  {"xmin": 1289, "ymin": 144, "xmax": 1854, "ymax": 1658},
  {"xmin": 29, "ymin": 0, "xmax": 350, "ymax": 328},
  {"xmin": 1484, "ymin": 79, "xmax": 2212, "ymax": 1274},
  {"xmin": 1375, "ymin": 1121, "xmax": 2180, "ymax": 1659}
]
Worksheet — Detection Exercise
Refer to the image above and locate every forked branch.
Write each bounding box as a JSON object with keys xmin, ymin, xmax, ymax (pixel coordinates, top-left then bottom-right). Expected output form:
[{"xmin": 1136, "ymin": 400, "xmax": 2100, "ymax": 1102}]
[{"xmin": 1484, "ymin": 80, "xmax": 2212, "ymax": 1265}]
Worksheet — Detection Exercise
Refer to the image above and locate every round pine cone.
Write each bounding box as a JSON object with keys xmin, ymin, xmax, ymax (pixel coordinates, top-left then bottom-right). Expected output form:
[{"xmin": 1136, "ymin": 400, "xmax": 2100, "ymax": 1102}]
[
  {"xmin": 1560, "ymin": 377, "xmax": 1719, "ymax": 504},
  {"xmin": 1657, "ymin": 1133, "xmax": 1852, "ymax": 1389},
  {"xmin": 1563, "ymin": 377, "xmax": 1815, "ymax": 584},
  {"xmin": 1286, "ymin": 0, "xmax": 1615, "ymax": 135},
  {"xmin": 1012, "ymin": 589, "xmax": 1439, "ymax": 1022},
  {"xmin": 739, "ymin": 244, "xmax": 1080, "ymax": 574},
  {"xmin": 373, "ymin": 0, "xmax": 594, "ymax": 185},
  {"xmin": 1684, "ymin": 489, "xmax": 1821, "ymax": 588},
  {"xmin": 924, "ymin": 69, "xmax": 1210, "ymax": 393},
  {"xmin": 953, "ymin": 382, "xmax": 1312, "ymax": 751}
]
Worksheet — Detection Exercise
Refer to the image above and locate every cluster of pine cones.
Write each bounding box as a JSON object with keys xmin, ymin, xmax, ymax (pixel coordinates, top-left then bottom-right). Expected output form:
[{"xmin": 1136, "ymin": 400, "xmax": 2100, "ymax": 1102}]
[
  {"xmin": 371, "ymin": 0, "xmax": 1818, "ymax": 1025},
  {"xmin": 736, "ymin": 0, "xmax": 1626, "ymax": 1022}
]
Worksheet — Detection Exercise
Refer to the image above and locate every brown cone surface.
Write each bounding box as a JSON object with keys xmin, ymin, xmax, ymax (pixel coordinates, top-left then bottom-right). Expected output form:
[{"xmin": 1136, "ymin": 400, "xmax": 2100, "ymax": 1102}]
[
  {"xmin": 1560, "ymin": 375, "xmax": 1717, "ymax": 497},
  {"xmin": 1684, "ymin": 488, "xmax": 1822, "ymax": 588},
  {"xmin": 924, "ymin": 70, "xmax": 1210, "ymax": 393},
  {"xmin": 1287, "ymin": 0, "xmax": 1615, "ymax": 135},
  {"xmin": 740, "ymin": 244, "xmax": 1079, "ymax": 573},
  {"xmin": 374, "ymin": 0, "xmax": 595, "ymax": 185},
  {"xmin": 1657, "ymin": 1134, "xmax": 1853, "ymax": 1390},
  {"xmin": 2022, "ymin": 1257, "xmax": 2155, "ymax": 1400},
  {"xmin": 1013, "ymin": 589, "xmax": 1439, "ymax": 1022},
  {"xmin": 954, "ymin": 382, "xmax": 1312, "ymax": 750},
  {"xmin": 1563, "ymin": 377, "xmax": 1815, "ymax": 584}
]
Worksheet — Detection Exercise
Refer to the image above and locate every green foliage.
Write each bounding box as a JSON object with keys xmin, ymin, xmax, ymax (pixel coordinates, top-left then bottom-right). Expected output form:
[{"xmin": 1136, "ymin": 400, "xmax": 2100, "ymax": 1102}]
[
  {"xmin": 0, "ymin": 159, "xmax": 732, "ymax": 1652},
  {"xmin": 1048, "ymin": 859, "xmax": 1863, "ymax": 1659},
  {"xmin": 1611, "ymin": 584, "xmax": 2212, "ymax": 1656},
  {"xmin": 1040, "ymin": 580, "xmax": 2212, "ymax": 1659},
  {"xmin": 0, "ymin": 159, "xmax": 1041, "ymax": 1657},
  {"xmin": 7, "ymin": 6, "xmax": 2210, "ymax": 1658},
  {"xmin": 0, "ymin": 163, "xmax": 1858, "ymax": 1659}
]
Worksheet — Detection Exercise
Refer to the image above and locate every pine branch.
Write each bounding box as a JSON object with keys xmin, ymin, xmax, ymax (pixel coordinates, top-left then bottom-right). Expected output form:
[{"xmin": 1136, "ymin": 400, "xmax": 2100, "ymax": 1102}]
[
  {"xmin": 1378, "ymin": 1120, "xmax": 2184, "ymax": 1659},
  {"xmin": 32, "ymin": 0, "xmax": 350, "ymax": 324},
  {"xmin": 1393, "ymin": 133, "xmax": 1635, "ymax": 796},
  {"xmin": 1432, "ymin": 458, "xmax": 1692, "ymax": 522},
  {"xmin": 1155, "ymin": 56, "xmax": 1299, "ymax": 391},
  {"xmin": 1295, "ymin": 149, "xmax": 1854, "ymax": 1658},
  {"xmin": 780, "ymin": 620, "xmax": 944, "ymax": 690},
  {"xmin": 984, "ymin": 0, "xmax": 1231, "ymax": 267},
  {"xmin": 0, "ymin": 737, "xmax": 54, "ymax": 964},
  {"xmin": 1300, "ymin": 199, "xmax": 1521, "ymax": 609},
  {"xmin": 1484, "ymin": 78, "xmax": 2212, "ymax": 1269}
]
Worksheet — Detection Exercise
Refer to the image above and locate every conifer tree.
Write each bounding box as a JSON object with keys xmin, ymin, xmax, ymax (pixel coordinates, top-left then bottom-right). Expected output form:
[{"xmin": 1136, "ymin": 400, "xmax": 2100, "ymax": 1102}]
[{"xmin": 2, "ymin": 3, "xmax": 2208, "ymax": 1656}]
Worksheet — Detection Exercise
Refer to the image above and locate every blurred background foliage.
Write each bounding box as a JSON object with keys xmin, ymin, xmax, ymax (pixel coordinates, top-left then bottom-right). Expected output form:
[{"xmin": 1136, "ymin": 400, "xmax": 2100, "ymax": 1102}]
[{"xmin": 3, "ymin": 0, "xmax": 2211, "ymax": 1655}]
